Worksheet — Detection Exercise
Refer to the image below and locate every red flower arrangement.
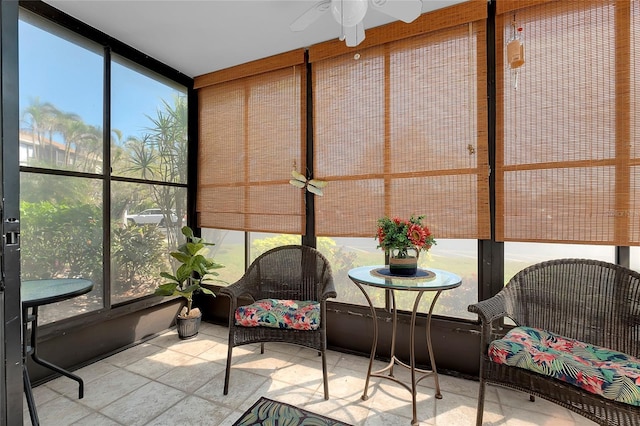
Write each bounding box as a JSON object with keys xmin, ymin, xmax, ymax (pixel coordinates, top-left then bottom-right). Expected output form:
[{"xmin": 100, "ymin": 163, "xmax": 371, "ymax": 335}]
[{"xmin": 376, "ymin": 215, "xmax": 436, "ymax": 258}]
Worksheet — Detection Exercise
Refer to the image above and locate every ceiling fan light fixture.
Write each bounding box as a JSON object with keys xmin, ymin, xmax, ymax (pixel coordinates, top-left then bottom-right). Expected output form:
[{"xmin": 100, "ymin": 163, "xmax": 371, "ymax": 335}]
[
  {"xmin": 290, "ymin": 0, "xmax": 423, "ymax": 48},
  {"xmin": 331, "ymin": 0, "xmax": 368, "ymax": 27}
]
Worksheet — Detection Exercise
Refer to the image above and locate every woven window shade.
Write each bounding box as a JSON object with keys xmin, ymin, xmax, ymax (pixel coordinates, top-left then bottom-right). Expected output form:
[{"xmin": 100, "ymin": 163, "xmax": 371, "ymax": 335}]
[
  {"xmin": 632, "ymin": 0, "xmax": 640, "ymax": 243},
  {"xmin": 197, "ymin": 52, "xmax": 306, "ymax": 233},
  {"xmin": 496, "ymin": 0, "xmax": 640, "ymax": 245},
  {"xmin": 312, "ymin": 19, "xmax": 489, "ymax": 239}
]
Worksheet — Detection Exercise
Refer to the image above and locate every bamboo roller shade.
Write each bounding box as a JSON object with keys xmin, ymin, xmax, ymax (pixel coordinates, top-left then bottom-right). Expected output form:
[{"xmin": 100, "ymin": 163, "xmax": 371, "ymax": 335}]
[
  {"xmin": 313, "ymin": 21, "xmax": 490, "ymax": 239},
  {"xmin": 495, "ymin": 0, "xmax": 640, "ymax": 245},
  {"xmin": 197, "ymin": 65, "xmax": 307, "ymax": 234}
]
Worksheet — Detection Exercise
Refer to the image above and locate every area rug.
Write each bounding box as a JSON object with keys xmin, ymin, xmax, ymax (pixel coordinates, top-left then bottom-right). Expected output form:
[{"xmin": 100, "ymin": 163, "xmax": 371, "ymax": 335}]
[{"xmin": 233, "ymin": 396, "xmax": 352, "ymax": 426}]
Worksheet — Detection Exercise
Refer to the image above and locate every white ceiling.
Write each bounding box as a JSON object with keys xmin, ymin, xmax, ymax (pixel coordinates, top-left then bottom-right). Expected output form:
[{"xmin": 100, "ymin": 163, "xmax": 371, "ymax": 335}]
[{"xmin": 43, "ymin": 0, "xmax": 465, "ymax": 79}]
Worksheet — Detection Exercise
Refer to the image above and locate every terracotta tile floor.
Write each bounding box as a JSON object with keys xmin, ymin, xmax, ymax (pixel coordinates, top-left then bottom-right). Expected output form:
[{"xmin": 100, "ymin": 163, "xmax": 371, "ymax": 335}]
[{"xmin": 25, "ymin": 322, "xmax": 597, "ymax": 425}]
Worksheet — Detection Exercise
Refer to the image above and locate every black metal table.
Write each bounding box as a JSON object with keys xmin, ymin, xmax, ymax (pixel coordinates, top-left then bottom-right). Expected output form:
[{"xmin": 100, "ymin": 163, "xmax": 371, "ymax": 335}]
[
  {"xmin": 348, "ymin": 266, "xmax": 461, "ymax": 426},
  {"xmin": 21, "ymin": 278, "xmax": 93, "ymax": 426}
]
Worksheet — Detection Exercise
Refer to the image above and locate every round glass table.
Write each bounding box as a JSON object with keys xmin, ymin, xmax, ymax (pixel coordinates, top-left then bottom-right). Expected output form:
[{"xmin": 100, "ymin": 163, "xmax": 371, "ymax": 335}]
[{"xmin": 348, "ymin": 266, "xmax": 462, "ymax": 426}]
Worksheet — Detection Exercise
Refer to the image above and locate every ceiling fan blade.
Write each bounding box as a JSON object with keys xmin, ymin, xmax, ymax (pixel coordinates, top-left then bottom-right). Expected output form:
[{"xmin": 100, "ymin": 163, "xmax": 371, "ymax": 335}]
[
  {"xmin": 290, "ymin": 0, "xmax": 332, "ymax": 32},
  {"xmin": 344, "ymin": 22, "xmax": 366, "ymax": 47},
  {"xmin": 370, "ymin": 0, "xmax": 422, "ymax": 23}
]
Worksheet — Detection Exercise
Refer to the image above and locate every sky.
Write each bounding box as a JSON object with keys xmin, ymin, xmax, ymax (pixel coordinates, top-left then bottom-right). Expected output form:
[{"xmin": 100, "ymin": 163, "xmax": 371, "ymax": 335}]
[{"xmin": 19, "ymin": 15, "xmax": 184, "ymax": 144}]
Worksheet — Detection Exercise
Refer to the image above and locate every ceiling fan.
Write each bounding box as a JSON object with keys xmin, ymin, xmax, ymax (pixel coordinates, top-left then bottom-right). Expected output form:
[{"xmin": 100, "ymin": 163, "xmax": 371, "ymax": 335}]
[{"xmin": 290, "ymin": 0, "xmax": 423, "ymax": 47}]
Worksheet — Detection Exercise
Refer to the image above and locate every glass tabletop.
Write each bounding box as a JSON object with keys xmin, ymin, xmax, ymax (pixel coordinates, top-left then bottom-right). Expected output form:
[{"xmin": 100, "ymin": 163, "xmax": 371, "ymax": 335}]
[
  {"xmin": 21, "ymin": 278, "xmax": 94, "ymax": 308},
  {"xmin": 348, "ymin": 265, "xmax": 462, "ymax": 291}
]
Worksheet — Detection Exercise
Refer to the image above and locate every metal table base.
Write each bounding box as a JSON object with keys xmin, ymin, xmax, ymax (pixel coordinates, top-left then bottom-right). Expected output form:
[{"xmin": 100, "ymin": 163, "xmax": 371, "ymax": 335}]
[{"xmin": 348, "ymin": 266, "xmax": 461, "ymax": 426}]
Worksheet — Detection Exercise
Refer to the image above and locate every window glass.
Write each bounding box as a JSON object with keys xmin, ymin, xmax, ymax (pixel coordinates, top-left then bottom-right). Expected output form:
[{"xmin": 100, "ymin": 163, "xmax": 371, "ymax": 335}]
[
  {"xmin": 317, "ymin": 237, "xmax": 385, "ymax": 309},
  {"xmin": 111, "ymin": 182, "xmax": 186, "ymax": 304},
  {"xmin": 393, "ymin": 239, "xmax": 477, "ymax": 319},
  {"xmin": 20, "ymin": 173, "xmax": 103, "ymax": 324},
  {"xmin": 19, "ymin": 11, "xmax": 104, "ymax": 325},
  {"xmin": 317, "ymin": 238, "xmax": 477, "ymax": 319},
  {"xmin": 630, "ymin": 247, "xmax": 640, "ymax": 273},
  {"xmin": 504, "ymin": 242, "xmax": 616, "ymax": 282},
  {"xmin": 198, "ymin": 231, "xmax": 318, "ymax": 288},
  {"xmin": 200, "ymin": 228, "xmax": 245, "ymax": 286},
  {"xmin": 19, "ymin": 11, "xmax": 103, "ymax": 173},
  {"xmin": 109, "ymin": 56, "xmax": 188, "ymax": 304},
  {"xmin": 111, "ymin": 55, "xmax": 187, "ymax": 184},
  {"xmin": 249, "ymin": 233, "xmax": 302, "ymax": 262}
]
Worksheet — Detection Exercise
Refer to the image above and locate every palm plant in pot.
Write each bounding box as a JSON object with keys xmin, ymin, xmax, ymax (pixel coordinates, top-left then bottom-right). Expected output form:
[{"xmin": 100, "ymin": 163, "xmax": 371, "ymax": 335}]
[{"xmin": 155, "ymin": 226, "xmax": 224, "ymax": 339}]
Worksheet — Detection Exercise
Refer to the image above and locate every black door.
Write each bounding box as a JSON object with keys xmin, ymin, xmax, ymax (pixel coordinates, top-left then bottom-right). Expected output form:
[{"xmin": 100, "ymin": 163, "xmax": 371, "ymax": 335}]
[{"xmin": 1, "ymin": 1, "xmax": 23, "ymax": 424}]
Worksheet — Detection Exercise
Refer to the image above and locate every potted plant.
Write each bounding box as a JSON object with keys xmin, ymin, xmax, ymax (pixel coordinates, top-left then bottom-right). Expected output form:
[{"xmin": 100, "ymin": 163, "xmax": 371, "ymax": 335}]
[
  {"xmin": 155, "ymin": 225, "xmax": 224, "ymax": 339},
  {"xmin": 375, "ymin": 214, "xmax": 436, "ymax": 276}
]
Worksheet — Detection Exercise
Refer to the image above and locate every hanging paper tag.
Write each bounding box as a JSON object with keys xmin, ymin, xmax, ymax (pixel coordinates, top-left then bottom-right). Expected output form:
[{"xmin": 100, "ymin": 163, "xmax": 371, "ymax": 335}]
[{"xmin": 507, "ymin": 39, "xmax": 525, "ymax": 68}]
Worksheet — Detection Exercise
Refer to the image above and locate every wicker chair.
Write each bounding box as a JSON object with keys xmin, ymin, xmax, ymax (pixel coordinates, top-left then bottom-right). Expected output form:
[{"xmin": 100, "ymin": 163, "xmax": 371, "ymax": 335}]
[
  {"xmin": 468, "ymin": 258, "xmax": 640, "ymax": 426},
  {"xmin": 220, "ymin": 245, "xmax": 337, "ymax": 400}
]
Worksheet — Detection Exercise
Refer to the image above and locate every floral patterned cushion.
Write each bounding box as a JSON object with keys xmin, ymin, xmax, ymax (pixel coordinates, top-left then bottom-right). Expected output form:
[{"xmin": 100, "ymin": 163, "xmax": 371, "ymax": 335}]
[
  {"xmin": 235, "ymin": 299, "xmax": 320, "ymax": 331},
  {"xmin": 488, "ymin": 326, "xmax": 640, "ymax": 406}
]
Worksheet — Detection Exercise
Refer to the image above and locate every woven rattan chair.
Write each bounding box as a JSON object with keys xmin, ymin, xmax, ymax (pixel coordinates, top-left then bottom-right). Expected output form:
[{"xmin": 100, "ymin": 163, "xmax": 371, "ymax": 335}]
[
  {"xmin": 220, "ymin": 245, "xmax": 337, "ymax": 400},
  {"xmin": 468, "ymin": 258, "xmax": 640, "ymax": 426}
]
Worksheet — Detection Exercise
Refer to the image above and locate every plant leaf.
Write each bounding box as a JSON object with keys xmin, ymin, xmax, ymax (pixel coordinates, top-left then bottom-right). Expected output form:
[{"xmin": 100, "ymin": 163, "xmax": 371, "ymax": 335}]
[
  {"xmin": 154, "ymin": 283, "xmax": 177, "ymax": 296},
  {"xmin": 199, "ymin": 287, "xmax": 215, "ymax": 296}
]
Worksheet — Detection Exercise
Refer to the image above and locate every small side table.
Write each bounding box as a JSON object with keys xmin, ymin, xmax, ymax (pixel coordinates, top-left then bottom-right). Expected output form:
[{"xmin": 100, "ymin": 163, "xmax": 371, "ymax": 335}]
[
  {"xmin": 22, "ymin": 278, "xmax": 94, "ymax": 426},
  {"xmin": 348, "ymin": 266, "xmax": 461, "ymax": 426}
]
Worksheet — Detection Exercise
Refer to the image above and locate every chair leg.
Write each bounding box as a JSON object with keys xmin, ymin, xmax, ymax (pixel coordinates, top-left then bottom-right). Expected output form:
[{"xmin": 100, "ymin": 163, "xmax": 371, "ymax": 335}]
[
  {"xmin": 476, "ymin": 377, "xmax": 486, "ymax": 426},
  {"xmin": 224, "ymin": 345, "xmax": 233, "ymax": 395},
  {"xmin": 260, "ymin": 343, "xmax": 264, "ymax": 354},
  {"xmin": 321, "ymin": 351, "xmax": 329, "ymax": 400}
]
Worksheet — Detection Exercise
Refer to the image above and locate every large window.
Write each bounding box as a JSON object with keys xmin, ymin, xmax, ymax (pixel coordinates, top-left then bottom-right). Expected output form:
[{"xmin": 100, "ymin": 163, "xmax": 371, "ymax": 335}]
[
  {"xmin": 19, "ymin": 9, "xmax": 188, "ymax": 322},
  {"xmin": 19, "ymin": 11, "xmax": 104, "ymax": 323},
  {"xmin": 494, "ymin": 0, "xmax": 639, "ymax": 298},
  {"xmin": 110, "ymin": 55, "xmax": 188, "ymax": 304}
]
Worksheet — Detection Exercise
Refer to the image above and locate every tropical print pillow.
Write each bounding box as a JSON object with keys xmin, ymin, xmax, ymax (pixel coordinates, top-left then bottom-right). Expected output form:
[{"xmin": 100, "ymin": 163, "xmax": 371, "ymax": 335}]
[
  {"xmin": 235, "ymin": 299, "xmax": 320, "ymax": 330},
  {"xmin": 488, "ymin": 326, "xmax": 640, "ymax": 406}
]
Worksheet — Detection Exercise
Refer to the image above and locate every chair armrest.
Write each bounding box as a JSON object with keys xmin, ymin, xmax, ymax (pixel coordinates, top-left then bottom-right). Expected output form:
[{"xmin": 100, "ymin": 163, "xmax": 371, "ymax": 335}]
[
  {"xmin": 218, "ymin": 278, "xmax": 256, "ymax": 304},
  {"xmin": 320, "ymin": 276, "xmax": 337, "ymax": 302},
  {"xmin": 468, "ymin": 293, "xmax": 509, "ymax": 325},
  {"xmin": 468, "ymin": 293, "xmax": 515, "ymax": 349}
]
